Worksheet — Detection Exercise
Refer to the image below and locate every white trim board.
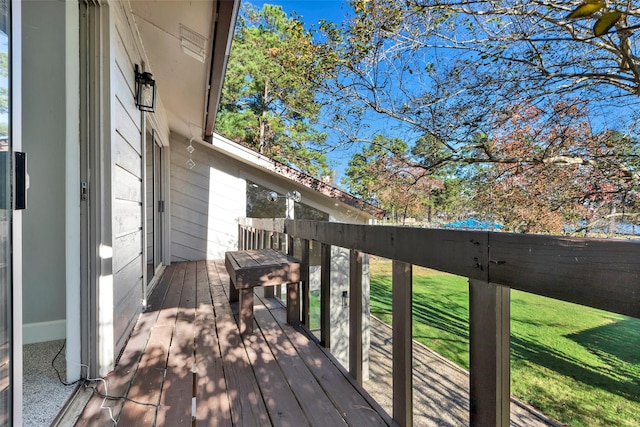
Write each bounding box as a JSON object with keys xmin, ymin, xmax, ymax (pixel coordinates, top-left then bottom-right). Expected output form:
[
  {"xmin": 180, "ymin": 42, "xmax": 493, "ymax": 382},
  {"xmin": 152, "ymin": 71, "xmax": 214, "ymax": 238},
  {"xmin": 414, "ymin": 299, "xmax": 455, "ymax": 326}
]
[{"xmin": 23, "ymin": 320, "xmax": 66, "ymax": 345}]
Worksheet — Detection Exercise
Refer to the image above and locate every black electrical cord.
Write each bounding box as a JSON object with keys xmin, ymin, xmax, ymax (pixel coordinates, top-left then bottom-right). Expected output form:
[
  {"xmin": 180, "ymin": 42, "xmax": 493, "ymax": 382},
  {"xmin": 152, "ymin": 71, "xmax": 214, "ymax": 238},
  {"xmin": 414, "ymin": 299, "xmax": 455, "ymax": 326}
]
[
  {"xmin": 52, "ymin": 340, "xmax": 83, "ymax": 387},
  {"xmin": 51, "ymin": 340, "xmax": 159, "ymax": 408},
  {"xmin": 88, "ymin": 385, "xmax": 159, "ymax": 408}
]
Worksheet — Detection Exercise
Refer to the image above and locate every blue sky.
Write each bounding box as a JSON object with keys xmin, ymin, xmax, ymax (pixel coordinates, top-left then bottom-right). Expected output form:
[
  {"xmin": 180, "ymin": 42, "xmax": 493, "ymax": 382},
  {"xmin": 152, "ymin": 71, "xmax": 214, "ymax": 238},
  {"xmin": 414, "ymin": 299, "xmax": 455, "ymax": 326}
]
[{"xmin": 250, "ymin": 0, "xmax": 349, "ymax": 27}]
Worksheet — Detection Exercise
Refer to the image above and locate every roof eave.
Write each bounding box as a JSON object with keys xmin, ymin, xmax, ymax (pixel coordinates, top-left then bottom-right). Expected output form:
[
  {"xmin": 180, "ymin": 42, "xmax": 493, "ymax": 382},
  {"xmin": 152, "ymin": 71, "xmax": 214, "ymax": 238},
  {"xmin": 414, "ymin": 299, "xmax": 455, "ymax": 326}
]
[{"xmin": 204, "ymin": 0, "xmax": 240, "ymax": 139}]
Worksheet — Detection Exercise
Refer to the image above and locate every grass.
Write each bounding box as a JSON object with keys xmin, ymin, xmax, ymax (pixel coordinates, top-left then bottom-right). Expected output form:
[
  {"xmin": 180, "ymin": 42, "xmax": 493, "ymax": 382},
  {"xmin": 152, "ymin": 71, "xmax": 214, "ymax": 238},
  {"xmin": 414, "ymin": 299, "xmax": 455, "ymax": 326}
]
[{"xmin": 368, "ymin": 257, "xmax": 640, "ymax": 427}]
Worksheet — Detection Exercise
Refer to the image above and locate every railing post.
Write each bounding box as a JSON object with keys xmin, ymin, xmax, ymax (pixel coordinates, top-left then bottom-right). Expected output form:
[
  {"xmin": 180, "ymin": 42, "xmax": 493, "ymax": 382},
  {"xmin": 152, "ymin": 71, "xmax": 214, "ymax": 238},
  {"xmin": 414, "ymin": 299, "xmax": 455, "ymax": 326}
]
[
  {"xmin": 320, "ymin": 242, "xmax": 331, "ymax": 348},
  {"xmin": 301, "ymin": 238, "xmax": 310, "ymax": 327},
  {"xmin": 243, "ymin": 227, "xmax": 249, "ymax": 250},
  {"xmin": 284, "ymin": 235, "xmax": 295, "ymax": 307},
  {"xmin": 469, "ymin": 279, "xmax": 510, "ymax": 427},
  {"xmin": 392, "ymin": 260, "xmax": 412, "ymax": 427},
  {"xmin": 349, "ymin": 249, "xmax": 363, "ymax": 384}
]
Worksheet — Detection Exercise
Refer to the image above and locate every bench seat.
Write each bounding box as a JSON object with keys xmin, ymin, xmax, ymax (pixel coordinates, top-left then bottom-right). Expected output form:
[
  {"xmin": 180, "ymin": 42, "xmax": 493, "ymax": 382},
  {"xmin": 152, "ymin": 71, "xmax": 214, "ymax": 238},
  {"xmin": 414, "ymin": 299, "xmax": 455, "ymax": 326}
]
[{"xmin": 225, "ymin": 249, "xmax": 301, "ymax": 334}]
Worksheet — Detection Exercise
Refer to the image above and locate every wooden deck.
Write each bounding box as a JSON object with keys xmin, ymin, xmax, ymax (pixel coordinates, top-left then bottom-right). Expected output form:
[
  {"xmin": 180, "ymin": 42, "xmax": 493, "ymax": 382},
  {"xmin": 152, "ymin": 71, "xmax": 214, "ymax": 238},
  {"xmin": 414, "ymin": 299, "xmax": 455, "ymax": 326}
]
[{"xmin": 75, "ymin": 260, "xmax": 390, "ymax": 426}]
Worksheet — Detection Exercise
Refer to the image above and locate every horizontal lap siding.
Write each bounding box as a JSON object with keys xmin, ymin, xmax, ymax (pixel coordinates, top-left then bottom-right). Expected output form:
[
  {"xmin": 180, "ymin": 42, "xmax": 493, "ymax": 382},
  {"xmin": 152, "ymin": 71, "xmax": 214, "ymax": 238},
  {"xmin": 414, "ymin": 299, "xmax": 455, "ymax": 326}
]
[
  {"xmin": 112, "ymin": 8, "xmax": 144, "ymax": 358},
  {"xmin": 170, "ymin": 135, "xmax": 245, "ymax": 261}
]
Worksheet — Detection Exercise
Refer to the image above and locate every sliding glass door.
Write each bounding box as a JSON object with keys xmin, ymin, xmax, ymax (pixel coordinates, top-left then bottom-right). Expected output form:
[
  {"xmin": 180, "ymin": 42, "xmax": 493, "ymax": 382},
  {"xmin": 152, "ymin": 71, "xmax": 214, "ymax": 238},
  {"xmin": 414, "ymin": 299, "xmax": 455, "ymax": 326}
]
[
  {"xmin": 145, "ymin": 130, "xmax": 162, "ymax": 289},
  {"xmin": 0, "ymin": 1, "xmax": 12, "ymax": 424}
]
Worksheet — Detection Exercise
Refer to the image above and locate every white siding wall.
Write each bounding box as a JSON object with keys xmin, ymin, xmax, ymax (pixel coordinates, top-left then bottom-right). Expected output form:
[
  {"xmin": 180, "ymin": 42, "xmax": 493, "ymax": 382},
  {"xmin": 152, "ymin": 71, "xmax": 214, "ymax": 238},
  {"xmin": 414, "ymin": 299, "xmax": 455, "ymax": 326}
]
[
  {"xmin": 170, "ymin": 135, "xmax": 246, "ymax": 261},
  {"xmin": 111, "ymin": 5, "xmax": 144, "ymax": 356}
]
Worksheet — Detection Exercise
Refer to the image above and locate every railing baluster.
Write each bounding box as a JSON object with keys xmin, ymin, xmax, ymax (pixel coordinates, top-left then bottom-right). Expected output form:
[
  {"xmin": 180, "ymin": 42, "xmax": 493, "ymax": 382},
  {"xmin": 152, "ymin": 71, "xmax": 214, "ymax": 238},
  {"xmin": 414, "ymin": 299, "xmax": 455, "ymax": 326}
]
[
  {"xmin": 469, "ymin": 279, "xmax": 510, "ymax": 427},
  {"xmin": 320, "ymin": 242, "xmax": 331, "ymax": 348},
  {"xmin": 263, "ymin": 230, "xmax": 276, "ymax": 298},
  {"xmin": 392, "ymin": 260, "xmax": 412, "ymax": 427},
  {"xmin": 349, "ymin": 249, "xmax": 363, "ymax": 384},
  {"xmin": 286, "ymin": 234, "xmax": 300, "ymax": 326},
  {"xmin": 301, "ymin": 238, "xmax": 310, "ymax": 327}
]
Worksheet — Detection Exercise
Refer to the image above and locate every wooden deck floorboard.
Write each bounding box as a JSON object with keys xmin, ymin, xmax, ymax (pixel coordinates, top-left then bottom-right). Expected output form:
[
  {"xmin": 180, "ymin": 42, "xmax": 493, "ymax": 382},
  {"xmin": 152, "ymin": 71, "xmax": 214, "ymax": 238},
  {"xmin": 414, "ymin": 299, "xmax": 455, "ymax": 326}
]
[
  {"xmin": 76, "ymin": 264, "xmax": 178, "ymax": 426},
  {"xmin": 76, "ymin": 260, "xmax": 389, "ymax": 426}
]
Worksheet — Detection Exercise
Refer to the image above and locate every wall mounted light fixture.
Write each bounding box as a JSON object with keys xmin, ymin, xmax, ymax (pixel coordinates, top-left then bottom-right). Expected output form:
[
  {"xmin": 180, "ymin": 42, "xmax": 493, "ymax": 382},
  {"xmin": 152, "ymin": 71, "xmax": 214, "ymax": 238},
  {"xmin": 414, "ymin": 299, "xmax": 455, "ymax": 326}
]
[
  {"xmin": 135, "ymin": 64, "xmax": 157, "ymax": 112},
  {"xmin": 266, "ymin": 190, "xmax": 301, "ymax": 203}
]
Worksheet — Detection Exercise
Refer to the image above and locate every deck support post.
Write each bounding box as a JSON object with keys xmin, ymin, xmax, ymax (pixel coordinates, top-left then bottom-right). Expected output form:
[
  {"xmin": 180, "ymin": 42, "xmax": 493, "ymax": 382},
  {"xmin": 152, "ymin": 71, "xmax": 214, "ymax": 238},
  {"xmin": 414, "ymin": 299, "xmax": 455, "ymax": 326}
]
[
  {"xmin": 320, "ymin": 243, "xmax": 331, "ymax": 348},
  {"xmin": 349, "ymin": 250, "xmax": 363, "ymax": 384},
  {"xmin": 392, "ymin": 260, "xmax": 412, "ymax": 427},
  {"xmin": 469, "ymin": 279, "xmax": 510, "ymax": 427}
]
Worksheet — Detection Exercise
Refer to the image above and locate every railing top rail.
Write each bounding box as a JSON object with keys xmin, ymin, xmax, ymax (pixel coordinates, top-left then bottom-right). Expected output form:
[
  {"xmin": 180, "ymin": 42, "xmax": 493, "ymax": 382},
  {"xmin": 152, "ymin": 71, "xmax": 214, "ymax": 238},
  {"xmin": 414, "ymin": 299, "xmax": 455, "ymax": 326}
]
[
  {"xmin": 239, "ymin": 218, "xmax": 640, "ymax": 319},
  {"xmin": 239, "ymin": 217, "xmax": 286, "ymax": 232}
]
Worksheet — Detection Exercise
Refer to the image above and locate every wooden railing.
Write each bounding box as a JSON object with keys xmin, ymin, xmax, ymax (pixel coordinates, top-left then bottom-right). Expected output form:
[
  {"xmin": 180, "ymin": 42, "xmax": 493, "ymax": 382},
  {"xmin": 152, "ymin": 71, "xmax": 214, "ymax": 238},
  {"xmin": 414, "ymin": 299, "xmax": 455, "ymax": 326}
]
[{"xmin": 238, "ymin": 218, "xmax": 640, "ymax": 427}]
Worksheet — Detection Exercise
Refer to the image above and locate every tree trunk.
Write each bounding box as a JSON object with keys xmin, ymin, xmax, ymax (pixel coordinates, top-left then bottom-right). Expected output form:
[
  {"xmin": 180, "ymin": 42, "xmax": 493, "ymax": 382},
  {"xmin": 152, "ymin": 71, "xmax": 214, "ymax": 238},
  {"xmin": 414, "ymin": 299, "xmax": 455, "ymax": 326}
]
[
  {"xmin": 608, "ymin": 203, "xmax": 617, "ymax": 236},
  {"xmin": 259, "ymin": 80, "xmax": 269, "ymax": 154}
]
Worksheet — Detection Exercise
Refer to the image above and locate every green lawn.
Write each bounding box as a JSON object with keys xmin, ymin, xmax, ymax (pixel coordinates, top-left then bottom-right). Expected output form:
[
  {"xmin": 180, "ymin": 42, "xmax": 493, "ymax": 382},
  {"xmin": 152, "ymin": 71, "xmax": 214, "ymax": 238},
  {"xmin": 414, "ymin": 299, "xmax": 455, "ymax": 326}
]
[{"xmin": 369, "ymin": 259, "xmax": 640, "ymax": 427}]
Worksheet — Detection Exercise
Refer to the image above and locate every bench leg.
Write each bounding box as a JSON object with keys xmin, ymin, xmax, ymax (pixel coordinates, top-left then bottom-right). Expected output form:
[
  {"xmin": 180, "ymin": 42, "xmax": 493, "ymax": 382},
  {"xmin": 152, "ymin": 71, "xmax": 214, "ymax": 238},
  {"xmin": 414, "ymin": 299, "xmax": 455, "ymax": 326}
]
[
  {"xmin": 287, "ymin": 282, "xmax": 300, "ymax": 326},
  {"xmin": 229, "ymin": 280, "xmax": 239, "ymax": 303},
  {"xmin": 239, "ymin": 288, "xmax": 254, "ymax": 335},
  {"xmin": 264, "ymin": 286, "xmax": 274, "ymax": 298}
]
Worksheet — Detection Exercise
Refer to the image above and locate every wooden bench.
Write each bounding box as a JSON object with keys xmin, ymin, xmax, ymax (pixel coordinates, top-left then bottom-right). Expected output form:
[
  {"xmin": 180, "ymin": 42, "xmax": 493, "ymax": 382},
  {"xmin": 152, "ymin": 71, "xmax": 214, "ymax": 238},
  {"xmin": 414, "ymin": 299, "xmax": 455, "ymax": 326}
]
[{"xmin": 225, "ymin": 248, "xmax": 301, "ymax": 335}]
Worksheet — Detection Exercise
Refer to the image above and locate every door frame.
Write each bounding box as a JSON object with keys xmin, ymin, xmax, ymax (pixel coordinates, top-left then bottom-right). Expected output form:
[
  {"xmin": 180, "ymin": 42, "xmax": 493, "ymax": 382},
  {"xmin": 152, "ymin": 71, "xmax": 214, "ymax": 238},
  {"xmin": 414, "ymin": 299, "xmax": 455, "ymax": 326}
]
[
  {"xmin": 79, "ymin": 0, "xmax": 113, "ymax": 377},
  {"xmin": 142, "ymin": 121, "xmax": 167, "ymax": 302},
  {"xmin": 65, "ymin": 0, "xmax": 81, "ymax": 386}
]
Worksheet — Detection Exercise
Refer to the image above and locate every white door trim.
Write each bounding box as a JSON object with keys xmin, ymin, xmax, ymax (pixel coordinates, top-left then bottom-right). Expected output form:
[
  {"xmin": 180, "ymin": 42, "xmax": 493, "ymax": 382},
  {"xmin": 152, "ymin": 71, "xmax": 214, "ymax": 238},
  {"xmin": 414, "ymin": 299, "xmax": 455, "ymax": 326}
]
[
  {"xmin": 11, "ymin": 0, "xmax": 23, "ymax": 423},
  {"xmin": 65, "ymin": 0, "xmax": 81, "ymax": 384}
]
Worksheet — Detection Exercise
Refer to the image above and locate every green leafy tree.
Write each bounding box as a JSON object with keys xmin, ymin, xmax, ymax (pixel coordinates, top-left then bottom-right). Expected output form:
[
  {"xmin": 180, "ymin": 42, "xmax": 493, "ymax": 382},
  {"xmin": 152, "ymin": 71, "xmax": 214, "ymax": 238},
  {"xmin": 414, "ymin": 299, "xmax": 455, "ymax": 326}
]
[
  {"xmin": 216, "ymin": 3, "xmax": 334, "ymax": 177},
  {"xmin": 342, "ymin": 135, "xmax": 461, "ymax": 223},
  {"xmin": 323, "ymin": 0, "xmax": 640, "ymax": 232},
  {"xmin": 471, "ymin": 101, "xmax": 640, "ymax": 234}
]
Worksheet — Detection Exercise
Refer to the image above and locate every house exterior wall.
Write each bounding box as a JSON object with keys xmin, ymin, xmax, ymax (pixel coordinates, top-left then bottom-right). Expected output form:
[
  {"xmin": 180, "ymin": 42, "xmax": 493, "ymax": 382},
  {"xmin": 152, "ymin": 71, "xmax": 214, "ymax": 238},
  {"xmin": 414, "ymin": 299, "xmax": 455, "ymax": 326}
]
[
  {"xmin": 170, "ymin": 134, "xmax": 246, "ymax": 261},
  {"xmin": 21, "ymin": 0, "xmax": 67, "ymax": 344},
  {"xmin": 110, "ymin": 3, "xmax": 145, "ymax": 360},
  {"xmin": 109, "ymin": 1, "xmax": 175, "ymax": 360}
]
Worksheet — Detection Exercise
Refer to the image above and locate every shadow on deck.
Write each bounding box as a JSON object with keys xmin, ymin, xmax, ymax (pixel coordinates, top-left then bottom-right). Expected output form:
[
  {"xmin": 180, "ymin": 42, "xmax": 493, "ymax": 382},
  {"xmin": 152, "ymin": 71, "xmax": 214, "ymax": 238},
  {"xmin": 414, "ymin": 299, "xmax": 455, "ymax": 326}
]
[{"xmin": 75, "ymin": 260, "xmax": 390, "ymax": 426}]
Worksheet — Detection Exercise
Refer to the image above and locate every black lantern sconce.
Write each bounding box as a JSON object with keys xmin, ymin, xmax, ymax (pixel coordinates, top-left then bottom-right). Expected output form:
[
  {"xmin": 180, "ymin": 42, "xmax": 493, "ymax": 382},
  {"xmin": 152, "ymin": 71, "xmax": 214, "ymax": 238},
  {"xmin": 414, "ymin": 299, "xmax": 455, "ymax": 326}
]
[{"xmin": 135, "ymin": 64, "xmax": 157, "ymax": 112}]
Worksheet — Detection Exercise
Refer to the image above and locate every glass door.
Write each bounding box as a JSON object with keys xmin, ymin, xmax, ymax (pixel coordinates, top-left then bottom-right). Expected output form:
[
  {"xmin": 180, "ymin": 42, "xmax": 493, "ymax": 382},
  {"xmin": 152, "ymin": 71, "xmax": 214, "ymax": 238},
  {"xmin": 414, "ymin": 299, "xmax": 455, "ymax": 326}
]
[
  {"xmin": 153, "ymin": 142, "xmax": 162, "ymax": 274},
  {"xmin": 145, "ymin": 131, "xmax": 162, "ymax": 289},
  {"xmin": 0, "ymin": 1, "xmax": 12, "ymax": 424}
]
